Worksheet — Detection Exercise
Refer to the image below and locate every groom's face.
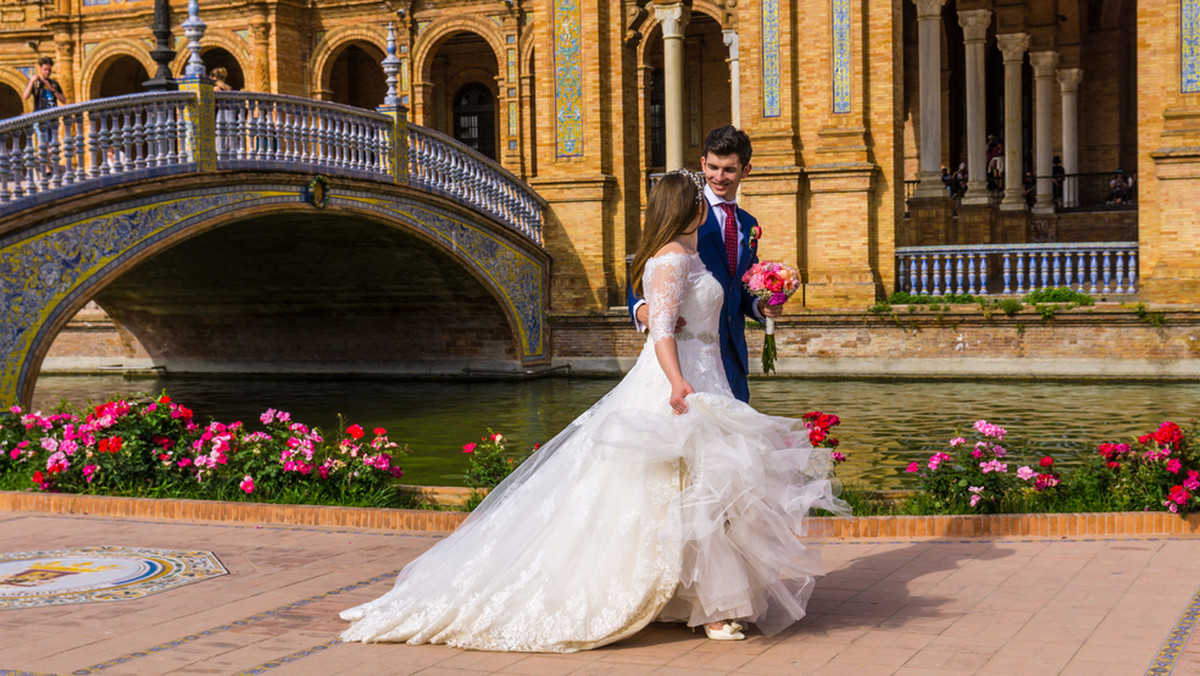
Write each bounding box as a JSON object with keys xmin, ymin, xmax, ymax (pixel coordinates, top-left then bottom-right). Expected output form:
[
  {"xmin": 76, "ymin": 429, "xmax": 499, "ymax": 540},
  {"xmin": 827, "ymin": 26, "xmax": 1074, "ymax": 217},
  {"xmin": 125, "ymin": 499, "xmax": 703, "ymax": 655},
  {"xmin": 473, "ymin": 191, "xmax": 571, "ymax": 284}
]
[{"xmin": 700, "ymin": 153, "xmax": 751, "ymax": 202}]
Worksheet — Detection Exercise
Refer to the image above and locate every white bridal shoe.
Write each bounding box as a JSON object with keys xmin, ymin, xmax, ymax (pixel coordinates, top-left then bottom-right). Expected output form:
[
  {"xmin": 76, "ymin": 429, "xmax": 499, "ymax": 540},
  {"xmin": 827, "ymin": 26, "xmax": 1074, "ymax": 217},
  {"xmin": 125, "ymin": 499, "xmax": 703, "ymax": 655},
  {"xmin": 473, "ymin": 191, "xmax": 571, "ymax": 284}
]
[{"xmin": 703, "ymin": 621, "xmax": 746, "ymax": 641}]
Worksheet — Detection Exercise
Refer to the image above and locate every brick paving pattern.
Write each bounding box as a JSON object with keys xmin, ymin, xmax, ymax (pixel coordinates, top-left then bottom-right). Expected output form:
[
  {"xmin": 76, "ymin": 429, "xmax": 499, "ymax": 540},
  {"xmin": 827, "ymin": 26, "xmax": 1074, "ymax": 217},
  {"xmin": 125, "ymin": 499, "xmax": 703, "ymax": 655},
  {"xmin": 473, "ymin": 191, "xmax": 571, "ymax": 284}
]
[{"xmin": 3, "ymin": 510, "xmax": 1200, "ymax": 675}]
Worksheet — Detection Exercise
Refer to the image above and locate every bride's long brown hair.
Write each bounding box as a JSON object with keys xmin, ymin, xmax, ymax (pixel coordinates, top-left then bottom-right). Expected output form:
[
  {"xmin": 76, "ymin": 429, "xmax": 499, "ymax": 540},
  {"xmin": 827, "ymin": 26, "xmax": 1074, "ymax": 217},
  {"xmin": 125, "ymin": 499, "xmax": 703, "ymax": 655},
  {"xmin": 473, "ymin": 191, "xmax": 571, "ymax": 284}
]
[{"xmin": 629, "ymin": 172, "xmax": 704, "ymax": 297}]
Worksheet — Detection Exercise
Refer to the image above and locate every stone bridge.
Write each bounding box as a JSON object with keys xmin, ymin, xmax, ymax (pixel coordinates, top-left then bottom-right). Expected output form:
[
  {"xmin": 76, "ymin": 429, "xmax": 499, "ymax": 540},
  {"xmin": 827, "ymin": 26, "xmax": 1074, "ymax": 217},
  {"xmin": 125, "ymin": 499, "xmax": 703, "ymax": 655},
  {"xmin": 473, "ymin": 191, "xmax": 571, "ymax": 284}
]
[{"xmin": 0, "ymin": 83, "xmax": 550, "ymax": 407}]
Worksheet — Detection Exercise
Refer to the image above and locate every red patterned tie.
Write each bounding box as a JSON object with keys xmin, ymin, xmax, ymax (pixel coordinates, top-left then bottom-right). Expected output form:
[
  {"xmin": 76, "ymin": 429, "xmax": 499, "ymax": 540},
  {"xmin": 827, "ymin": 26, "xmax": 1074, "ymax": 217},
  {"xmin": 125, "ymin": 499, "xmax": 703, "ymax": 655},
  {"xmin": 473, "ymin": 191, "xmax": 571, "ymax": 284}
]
[{"xmin": 722, "ymin": 203, "xmax": 738, "ymax": 276}]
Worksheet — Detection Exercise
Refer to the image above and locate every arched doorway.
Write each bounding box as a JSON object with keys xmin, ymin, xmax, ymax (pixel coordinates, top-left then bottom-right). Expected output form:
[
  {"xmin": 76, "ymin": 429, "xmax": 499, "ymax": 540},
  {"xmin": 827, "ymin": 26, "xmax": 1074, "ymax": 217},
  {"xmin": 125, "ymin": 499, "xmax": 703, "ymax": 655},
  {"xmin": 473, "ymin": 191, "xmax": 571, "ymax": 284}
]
[
  {"xmin": 0, "ymin": 83, "xmax": 22, "ymax": 119},
  {"xmin": 453, "ymin": 83, "xmax": 496, "ymax": 159},
  {"xmin": 423, "ymin": 31, "xmax": 500, "ymax": 149},
  {"xmin": 95, "ymin": 55, "xmax": 150, "ymax": 98},
  {"xmin": 202, "ymin": 47, "xmax": 245, "ymax": 91},
  {"xmin": 328, "ymin": 43, "xmax": 386, "ymax": 110}
]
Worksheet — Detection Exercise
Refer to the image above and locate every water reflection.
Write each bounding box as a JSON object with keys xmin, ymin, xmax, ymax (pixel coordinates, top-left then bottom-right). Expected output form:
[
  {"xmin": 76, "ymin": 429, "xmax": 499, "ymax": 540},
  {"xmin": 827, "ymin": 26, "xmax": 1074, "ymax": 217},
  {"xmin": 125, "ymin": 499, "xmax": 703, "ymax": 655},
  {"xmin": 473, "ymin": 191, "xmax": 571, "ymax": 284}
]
[{"xmin": 31, "ymin": 374, "xmax": 1200, "ymax": 488}]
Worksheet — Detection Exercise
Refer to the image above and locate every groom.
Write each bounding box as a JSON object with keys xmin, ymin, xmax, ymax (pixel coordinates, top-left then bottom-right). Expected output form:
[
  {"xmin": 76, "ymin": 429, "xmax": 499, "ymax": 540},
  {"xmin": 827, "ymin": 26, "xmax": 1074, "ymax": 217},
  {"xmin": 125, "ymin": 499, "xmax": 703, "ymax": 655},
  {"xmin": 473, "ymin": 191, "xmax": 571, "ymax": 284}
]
[{"xmin": 629, "ymin": 125, "xmax": 784, "ymax": 403}]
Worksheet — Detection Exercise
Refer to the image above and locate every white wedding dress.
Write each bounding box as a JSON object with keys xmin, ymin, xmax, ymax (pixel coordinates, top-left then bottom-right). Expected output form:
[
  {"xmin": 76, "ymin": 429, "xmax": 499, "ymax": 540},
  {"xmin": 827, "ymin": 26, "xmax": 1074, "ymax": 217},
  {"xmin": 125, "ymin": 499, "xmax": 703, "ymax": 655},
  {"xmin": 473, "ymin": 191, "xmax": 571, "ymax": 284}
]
[{"xmin": 340, "ymin": 252, "xmax": 847, "ymax": 652}]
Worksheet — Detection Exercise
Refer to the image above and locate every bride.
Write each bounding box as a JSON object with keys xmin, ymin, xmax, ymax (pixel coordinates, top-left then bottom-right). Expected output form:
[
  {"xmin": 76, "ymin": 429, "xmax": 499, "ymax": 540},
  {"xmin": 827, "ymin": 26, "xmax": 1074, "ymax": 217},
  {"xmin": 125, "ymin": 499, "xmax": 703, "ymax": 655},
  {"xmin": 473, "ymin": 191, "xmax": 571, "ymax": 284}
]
[{"xmin": 340, "ymin": 170, "xmax": 848, "ymax": 652}]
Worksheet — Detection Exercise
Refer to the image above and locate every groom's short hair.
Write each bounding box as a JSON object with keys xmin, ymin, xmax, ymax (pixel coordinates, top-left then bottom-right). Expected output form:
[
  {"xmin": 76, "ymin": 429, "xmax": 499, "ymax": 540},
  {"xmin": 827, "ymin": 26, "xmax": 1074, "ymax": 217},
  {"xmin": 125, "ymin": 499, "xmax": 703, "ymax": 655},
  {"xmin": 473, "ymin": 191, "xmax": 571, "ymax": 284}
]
[{"xmin": 703, "ymin": 126, "xmax": 752, "ymax": 167}]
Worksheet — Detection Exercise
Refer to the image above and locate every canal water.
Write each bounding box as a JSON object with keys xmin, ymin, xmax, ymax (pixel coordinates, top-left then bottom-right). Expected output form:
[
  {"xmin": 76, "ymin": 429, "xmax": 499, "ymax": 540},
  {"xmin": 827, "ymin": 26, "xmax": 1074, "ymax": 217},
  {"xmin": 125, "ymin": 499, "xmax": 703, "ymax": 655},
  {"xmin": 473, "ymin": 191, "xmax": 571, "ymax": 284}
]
[{"xmin": 30, "ymin": 374, "xmax": 1200, "ymax": 489}]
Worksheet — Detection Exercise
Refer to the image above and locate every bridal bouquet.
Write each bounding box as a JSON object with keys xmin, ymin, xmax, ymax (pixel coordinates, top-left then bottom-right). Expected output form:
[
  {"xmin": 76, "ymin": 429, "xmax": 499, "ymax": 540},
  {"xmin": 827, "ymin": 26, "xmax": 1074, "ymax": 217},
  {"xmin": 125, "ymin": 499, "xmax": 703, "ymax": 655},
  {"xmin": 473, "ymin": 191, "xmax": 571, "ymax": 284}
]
[{"xmin": 742, "ymin": 261, "xmax": 800, "ymax": 374}]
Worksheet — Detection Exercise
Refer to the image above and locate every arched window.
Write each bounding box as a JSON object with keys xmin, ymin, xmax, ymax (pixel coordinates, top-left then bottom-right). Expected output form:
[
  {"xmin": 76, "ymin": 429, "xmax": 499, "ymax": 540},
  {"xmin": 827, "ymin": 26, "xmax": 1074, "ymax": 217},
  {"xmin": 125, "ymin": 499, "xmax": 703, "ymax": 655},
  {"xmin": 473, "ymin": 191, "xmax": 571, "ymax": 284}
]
[{"xmin": 453, "ymin": 83, "xmax": 496, "ymax": 160}]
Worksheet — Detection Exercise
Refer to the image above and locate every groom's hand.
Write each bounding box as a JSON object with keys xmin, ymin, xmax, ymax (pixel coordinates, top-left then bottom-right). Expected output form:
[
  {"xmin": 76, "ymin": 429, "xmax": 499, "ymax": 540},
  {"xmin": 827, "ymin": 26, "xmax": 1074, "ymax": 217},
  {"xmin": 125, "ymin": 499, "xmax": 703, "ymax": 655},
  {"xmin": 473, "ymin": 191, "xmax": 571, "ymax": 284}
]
[
  {"xmin": 635, "ymin": 304, "xmax": 687, "ymax": 332},
  {"xmin": 757, "ymin": 299, "xmax": 784, "ymax": 318}
]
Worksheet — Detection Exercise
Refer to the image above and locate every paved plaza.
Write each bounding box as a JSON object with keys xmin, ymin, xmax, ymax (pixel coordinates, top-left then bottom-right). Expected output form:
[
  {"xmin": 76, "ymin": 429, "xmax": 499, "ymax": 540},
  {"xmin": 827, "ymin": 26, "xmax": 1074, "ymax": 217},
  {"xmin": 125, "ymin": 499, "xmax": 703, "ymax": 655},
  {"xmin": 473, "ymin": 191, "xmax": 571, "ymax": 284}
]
[{"xmin": 2, "ymin": 510, "xmax": 1200, "ymax": 675}]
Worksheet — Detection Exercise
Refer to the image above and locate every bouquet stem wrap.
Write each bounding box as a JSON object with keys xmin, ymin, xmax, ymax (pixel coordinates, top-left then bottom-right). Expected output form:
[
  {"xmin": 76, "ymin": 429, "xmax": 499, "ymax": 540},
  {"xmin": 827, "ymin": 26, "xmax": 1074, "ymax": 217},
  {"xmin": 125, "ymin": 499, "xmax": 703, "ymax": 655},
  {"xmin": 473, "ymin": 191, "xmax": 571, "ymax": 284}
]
[
  {"xmin": 762, "ymin": 317, "xmax": 777, "ymax": 374},
  {"xmin": 741, "ymin": 261, "xmax": 800, "ymax": 375}
]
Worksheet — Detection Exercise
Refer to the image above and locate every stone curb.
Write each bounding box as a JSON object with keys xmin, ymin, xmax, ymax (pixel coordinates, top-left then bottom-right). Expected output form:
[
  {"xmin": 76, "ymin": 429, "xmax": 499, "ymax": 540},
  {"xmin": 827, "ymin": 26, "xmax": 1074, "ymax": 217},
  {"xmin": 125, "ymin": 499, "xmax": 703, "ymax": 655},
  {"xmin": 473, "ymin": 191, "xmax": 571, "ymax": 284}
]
[{"xmin": 6, "ymin": 490, "xmax": 1200, "ymax": 538}]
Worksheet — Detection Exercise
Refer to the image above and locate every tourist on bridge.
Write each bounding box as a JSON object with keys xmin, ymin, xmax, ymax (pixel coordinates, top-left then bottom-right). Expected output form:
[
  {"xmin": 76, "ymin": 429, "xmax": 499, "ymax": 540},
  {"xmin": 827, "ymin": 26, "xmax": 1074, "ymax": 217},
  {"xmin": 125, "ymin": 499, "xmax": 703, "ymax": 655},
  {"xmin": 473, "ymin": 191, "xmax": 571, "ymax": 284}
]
[
  {"xmin": 340, "ymin": 169, "xmax": 847, "ymax": 651},
  {"xmin": 630, "ymin": 125, "xmax": 775, "ymax": 403},
  {"xmin": 21, "ymin": 56, "xmax": 66, "ymax": 153}
]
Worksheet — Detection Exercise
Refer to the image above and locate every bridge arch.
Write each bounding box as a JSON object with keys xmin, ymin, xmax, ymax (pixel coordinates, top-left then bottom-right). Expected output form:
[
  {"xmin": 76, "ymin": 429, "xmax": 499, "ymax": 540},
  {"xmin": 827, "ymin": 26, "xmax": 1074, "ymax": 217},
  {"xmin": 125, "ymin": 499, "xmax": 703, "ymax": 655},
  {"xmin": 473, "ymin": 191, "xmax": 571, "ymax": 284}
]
[
  {"xmin": 0, "ymin": 172, "xmax": 549, "ymax": 406},
  {"xmin": 81, "ymin": 40, "xmax": 155, "ymax": 100}
]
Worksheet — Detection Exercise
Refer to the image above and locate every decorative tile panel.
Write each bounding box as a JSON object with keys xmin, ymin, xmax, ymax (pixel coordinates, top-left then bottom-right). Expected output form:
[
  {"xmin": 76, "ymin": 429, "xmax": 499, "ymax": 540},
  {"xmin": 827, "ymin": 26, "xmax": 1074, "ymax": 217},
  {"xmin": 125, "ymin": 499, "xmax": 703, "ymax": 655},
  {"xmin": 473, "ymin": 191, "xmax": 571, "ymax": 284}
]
[
  {"xmin": 509, "ymin": 101, "xmax": 518, "ymax": 136},
  {"xmin": 762, "ymin": 0, "xmax": 781, "ymax": 118},
  {"xmin": 507, "ymin": 48, "xmax": 517, "ymax": 83},
  {"xmin": 1184, "ymin": 0, "xmax": 1200, "ymax": 93},
  {"xmin": 832, "ymin": 0, "xmax": 851, "ymax": 112},
  {"xmin": 235, "ymin": 29, "xmax": 250, "ymax": 42},
  {"xmin": 553, "ymin": 0, "xmax": 583, "ymax": 157},
  {"xmin": 400, "ymin": 57, "xmax": 409, "ymax": 93}
]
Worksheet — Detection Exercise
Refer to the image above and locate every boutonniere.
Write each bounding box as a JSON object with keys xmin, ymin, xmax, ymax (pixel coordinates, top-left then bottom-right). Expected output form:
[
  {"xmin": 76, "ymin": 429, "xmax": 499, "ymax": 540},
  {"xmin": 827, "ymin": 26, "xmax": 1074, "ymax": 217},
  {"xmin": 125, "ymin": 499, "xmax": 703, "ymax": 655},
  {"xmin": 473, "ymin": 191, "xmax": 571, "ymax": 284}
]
[{"xmin": 748, "ymin": 225, "xmax": 762, "ymax": 249}]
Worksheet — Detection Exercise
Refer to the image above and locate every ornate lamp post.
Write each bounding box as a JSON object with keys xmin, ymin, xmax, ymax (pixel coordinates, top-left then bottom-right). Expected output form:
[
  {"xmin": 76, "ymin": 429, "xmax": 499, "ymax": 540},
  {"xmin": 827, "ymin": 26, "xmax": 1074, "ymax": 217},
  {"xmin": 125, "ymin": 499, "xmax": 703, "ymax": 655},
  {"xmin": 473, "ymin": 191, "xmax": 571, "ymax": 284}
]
[{"xmin": 143, "ymin": 0, "xmax": 177, "ymax": 91}]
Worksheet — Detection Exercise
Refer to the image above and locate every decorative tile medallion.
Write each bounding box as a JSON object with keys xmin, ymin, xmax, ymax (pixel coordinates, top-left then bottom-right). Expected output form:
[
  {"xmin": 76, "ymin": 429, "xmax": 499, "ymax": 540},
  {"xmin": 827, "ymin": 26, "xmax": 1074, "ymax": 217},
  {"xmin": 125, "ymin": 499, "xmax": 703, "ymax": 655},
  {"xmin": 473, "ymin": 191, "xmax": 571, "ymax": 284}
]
[
  {"xmin": 0, "ymin": 545, "xmax": 226, "ymax": 610},
  {"xmin": 553, "ymin": 0, "xmax": 584, "ymax": 157},
  {"xmin": 832, "ymin": 0, "xmax": 851, "ymax": 113},
  {"xmin": 762, "ymin": 0, "xmax": 781, "ymax": 118},
  {"xmin": 1183, "ymin": 0, "xmax": 1200, "ymax": 93}
]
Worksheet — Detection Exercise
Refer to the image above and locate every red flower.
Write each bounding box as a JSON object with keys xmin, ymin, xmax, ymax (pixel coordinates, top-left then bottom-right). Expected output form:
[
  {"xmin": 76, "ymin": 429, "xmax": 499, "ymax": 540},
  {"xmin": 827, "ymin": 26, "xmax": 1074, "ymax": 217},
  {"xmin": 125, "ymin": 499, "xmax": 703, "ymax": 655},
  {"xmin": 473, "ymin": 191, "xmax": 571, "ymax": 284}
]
[
  {"xmin": 1039, "ymin": 456, "xmax": 1054, "ymax": 467},
  {"xmin": 1168, "ymin": 484, "xmax": 1191, "ymax": 506},
  {"xmin": 347, "ymin": 424, "xmax": 364, "ymax": 440},
  {"xmin": 762, "ymin": 272, "xmax": 785, "ymax": 293},
  {"xmin": 158, "ymin": 395, "xmax": 172, "ymax": 404},
  {"xmin": 1106, "ymin": 460, "xmax": 1120, "ymax": 470},
  {"xmin": 373, "ymin": 427, "xmax": 386, "ymax": 436},
  {"xmin": 31, "ymin": 471, "xmax": 43, "ymax": 484},
  {"xmin": 1155, "ymin": 422, "xmax": 1184, "ymax": 448},
  {"xmin": 462, "ymin": 442, "xmax": 476, "ymax": 454}
]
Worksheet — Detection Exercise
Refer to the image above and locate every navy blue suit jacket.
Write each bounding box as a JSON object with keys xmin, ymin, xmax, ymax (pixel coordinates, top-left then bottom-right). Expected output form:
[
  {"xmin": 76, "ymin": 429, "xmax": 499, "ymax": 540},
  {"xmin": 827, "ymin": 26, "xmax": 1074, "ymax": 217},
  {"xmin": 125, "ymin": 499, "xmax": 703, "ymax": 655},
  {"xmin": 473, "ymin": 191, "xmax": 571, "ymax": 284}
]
[{"xmin": 628, "ymin": 203, "xmax": 760, "ymax": 402}]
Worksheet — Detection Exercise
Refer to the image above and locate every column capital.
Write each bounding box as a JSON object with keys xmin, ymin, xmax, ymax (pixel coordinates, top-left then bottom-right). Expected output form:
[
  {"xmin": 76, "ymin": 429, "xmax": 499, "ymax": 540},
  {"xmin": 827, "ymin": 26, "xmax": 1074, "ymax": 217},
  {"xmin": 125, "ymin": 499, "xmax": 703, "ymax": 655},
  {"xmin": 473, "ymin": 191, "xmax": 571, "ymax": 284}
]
[
  {"xmin": 996, "ymin": 33, "xmax": 1030, "ymax": 63},
  {"xmin": 956, "ymin": 9, "xmax": 992, "ymax": 43},
  {"xmin": 653, "ymin": 2, "xmax": 689, "ymax": 37},
  {"xmin": 912, "ymin": 0, "xmax": 948, "ymax": 20},
  {"xmin": 1058, "ymin": 67, "xmax": 1084, "ymax": 92},
  {"xmin": 722, "ymin": 29, "xmax": 739, "ymax": 60},
  {"xmin": 1029, "ymin": 50, "xmax": 1059, "ymax": 77}
]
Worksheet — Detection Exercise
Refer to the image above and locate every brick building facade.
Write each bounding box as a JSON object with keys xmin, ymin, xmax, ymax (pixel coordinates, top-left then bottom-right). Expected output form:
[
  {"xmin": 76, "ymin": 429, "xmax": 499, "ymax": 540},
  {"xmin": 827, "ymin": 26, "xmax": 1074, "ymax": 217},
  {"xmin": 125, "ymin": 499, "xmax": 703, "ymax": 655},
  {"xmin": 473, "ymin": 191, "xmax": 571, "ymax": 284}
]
[{"xmin": 0, "ymin": 0, "xmax": 1193, "ymax": 321}]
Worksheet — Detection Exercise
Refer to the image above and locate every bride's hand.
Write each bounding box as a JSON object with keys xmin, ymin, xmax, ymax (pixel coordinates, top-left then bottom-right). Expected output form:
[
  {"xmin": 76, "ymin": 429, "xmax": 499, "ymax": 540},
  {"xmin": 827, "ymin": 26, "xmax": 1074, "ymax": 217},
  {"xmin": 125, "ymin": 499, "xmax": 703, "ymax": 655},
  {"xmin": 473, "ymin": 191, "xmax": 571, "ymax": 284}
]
[{"xmin": 670, "ymin": 380, "xmax": 695, "ymax": 414}]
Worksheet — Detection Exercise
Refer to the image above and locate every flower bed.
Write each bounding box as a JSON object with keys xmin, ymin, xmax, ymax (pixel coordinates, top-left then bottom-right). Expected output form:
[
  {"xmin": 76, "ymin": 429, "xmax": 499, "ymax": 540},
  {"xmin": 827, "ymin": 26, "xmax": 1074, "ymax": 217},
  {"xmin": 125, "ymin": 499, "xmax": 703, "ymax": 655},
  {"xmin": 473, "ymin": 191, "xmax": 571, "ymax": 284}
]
[{"xmin": 2, "ymin": 392, "xmax": 1197, "ymax": 520}]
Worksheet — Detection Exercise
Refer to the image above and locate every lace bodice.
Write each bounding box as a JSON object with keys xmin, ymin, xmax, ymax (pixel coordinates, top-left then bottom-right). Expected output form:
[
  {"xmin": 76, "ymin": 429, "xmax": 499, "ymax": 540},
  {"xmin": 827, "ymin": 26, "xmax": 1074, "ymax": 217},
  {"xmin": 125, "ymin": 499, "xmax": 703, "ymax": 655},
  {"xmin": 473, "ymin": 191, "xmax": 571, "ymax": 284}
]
[{"xmin": 643, "ymin": 252, "xmax": 727, "ymax": 393}]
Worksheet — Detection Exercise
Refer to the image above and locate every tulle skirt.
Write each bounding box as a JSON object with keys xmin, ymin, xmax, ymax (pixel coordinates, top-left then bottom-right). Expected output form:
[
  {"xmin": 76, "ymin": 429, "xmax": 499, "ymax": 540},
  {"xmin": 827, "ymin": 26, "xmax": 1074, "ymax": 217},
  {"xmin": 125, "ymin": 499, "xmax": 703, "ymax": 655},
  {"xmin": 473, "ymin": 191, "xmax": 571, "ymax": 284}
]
[{"xmin": 340, "ymin": 339, "xmax": 847, "ymax": 652}]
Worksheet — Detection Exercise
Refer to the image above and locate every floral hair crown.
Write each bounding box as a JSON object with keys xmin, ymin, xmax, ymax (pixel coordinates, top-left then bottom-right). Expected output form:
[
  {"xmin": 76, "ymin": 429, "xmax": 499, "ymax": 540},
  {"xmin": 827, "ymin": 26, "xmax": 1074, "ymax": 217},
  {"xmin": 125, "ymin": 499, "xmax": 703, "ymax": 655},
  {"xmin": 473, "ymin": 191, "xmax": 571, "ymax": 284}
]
[{"xmin": 665, "ymin": 168, "xmax": 705, "ymax": 205}]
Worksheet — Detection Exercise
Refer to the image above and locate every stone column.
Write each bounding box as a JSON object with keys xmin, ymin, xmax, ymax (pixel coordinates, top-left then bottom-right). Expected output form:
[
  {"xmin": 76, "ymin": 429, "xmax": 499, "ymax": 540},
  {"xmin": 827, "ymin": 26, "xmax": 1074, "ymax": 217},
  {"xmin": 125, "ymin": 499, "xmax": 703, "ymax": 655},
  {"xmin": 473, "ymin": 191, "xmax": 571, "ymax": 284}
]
[
  {"xmin": 913, "ymin": 0, "xmax": 948, "ymax": 198},
  {"xmin": 722, "ymin": 29, "xmax": 740, "ymax": 129},
  {"xmin": 54, "ymin": 37, "xmax": 75, "ymax": 103},
  {"xmin": 996, "ymin": 33, "xmax": 1030, "ymax": 211},
  {"xmin": 251, "ymin": 22, "xmax": 271, "ymax": 92},
  {"xmin": 1030, "ymin": 50, "xmax": 1058, "ymax": 214},
  {"xmin": 655, "ymin": 2, "xmax": 689, "ymax": 170},
  {"xmin": 1058, "ymin": 68, "xmax": 1083, "ymax": 208},
  {"xmin": 957, "ymin": 9, "xmax": 991, "ymax": 206}
]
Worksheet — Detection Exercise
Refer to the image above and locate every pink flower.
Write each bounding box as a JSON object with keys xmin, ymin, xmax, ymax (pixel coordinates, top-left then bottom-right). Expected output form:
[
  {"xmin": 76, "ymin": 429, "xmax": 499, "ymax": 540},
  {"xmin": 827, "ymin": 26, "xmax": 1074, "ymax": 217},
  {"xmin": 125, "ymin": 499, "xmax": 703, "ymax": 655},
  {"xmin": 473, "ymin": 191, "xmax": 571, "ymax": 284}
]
[
  {"xmin": 82, "ymin": 464, "xmax": 97, "ymax": 483},
  {"xmin": 239, "ymin": 475, "xmax": 255, "ymax": 494},
  {"xmin": 1017, "ymin": 466, "xmax": 1036, "ymax": 481},
  {"xmin": 831, "ymin": 451, "xmax": 846, "ymax": 464},
  {"xmin": 979, "ymin": 459, "xmax": 1008, "ymax": 474},
  {"xmin": 1168, "ymin": 459, "xmax": 1183, "ymax": 474},
  {"xmin": 260, "ymin": 408, "xmax": 277, "ymax": 425},
  {"xmin": 968, "ymin": 485, "xmax": 984, "ymax": 508},
  {"xmin": 906, "ymin": 461, "xmax": 920, "ymax": 473},
  {"xmin": 928, "ymin": 452, "xmax": 951, "ymax": 470},
  {"xmin": 949, "ymin": 436, "xmax": 966, "ymax": 447},
  {"xmin": 973, "ymin": 420, "xmax": 1007, "ymax": 440},
  {"xmin": 462, "ymin": 442, "xmax": 476, "ymax": 454},
  {"xmin": 1185, "ymin": 471, "xmax": 1200, "ymax": 492}
]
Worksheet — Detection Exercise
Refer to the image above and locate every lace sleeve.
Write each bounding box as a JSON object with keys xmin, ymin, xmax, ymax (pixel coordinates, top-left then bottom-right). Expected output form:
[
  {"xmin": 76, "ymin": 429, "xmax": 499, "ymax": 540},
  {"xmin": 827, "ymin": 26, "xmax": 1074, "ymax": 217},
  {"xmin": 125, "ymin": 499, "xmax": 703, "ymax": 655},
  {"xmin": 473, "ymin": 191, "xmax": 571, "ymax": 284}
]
[{"xmin": 644, "ymin": 254, "xmax": 690, "ymax": 344}]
